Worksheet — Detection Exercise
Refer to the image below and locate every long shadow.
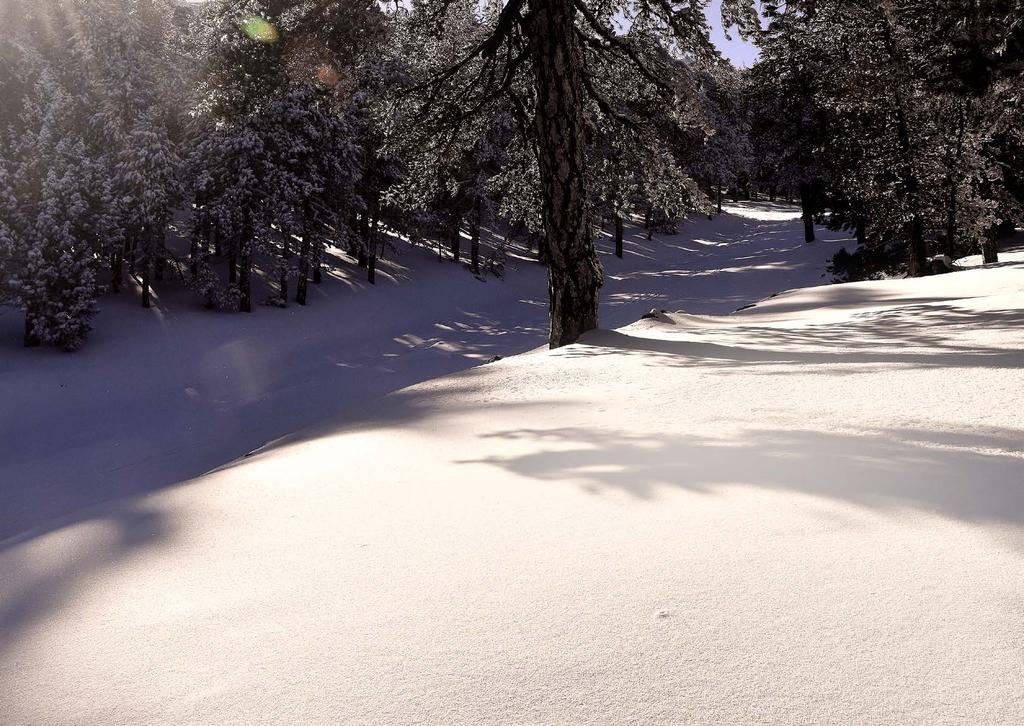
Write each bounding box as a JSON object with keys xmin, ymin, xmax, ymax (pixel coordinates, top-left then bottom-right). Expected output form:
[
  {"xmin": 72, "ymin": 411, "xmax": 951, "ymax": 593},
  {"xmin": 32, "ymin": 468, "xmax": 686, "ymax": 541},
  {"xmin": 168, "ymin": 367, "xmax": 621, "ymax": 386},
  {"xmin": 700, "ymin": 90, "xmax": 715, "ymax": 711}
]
[
  {"xmin": 0, "ymin": 501, "xmax": 172, "ymax": 656},
  {"xmin": 457, "ymin": 425, "xmax": 1024, "ymax": 540},
  {"xmin": 568, "ymin": 304, "xmax": 1024, "ymax": 372}
]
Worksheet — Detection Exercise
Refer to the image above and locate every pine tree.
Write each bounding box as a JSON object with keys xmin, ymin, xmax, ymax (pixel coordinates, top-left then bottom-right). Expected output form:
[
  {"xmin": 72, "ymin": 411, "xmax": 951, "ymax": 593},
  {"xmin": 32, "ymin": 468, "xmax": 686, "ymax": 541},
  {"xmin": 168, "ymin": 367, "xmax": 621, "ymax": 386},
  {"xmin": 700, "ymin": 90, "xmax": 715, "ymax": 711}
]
[{"xmin": 403, "ymin": 0, "xmax": 759, "ymax": 346}]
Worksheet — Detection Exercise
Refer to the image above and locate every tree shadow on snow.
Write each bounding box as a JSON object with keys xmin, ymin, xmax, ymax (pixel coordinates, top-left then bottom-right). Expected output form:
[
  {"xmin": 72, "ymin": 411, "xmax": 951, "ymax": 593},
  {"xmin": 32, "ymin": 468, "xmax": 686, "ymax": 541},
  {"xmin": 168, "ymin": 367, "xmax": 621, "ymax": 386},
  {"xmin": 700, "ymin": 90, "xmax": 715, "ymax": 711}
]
[
  {"xmin": 0, "ymin": 501, "xmax": 172, "ymax": 656},
  {"xmin": 457, "ymin": 425, "xmax": 1024, "ymax": 545},
  {"xmin": 569, "ymin": 303, "xmax": 1024, "ymax": 372}
]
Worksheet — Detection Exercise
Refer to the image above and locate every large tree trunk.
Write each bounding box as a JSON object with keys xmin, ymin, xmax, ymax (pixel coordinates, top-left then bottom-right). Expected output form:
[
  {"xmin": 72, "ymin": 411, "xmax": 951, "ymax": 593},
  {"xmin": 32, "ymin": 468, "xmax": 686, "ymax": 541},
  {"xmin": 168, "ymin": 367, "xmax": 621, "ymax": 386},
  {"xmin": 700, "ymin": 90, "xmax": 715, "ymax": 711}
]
[
  {"xmin": 799, "ymin": 181, "xmax": 815, "ymax": 242},
  {"xmin": 856, "ymin": 219, "xmax": 867, "ymax": 247},
  {"xmin": 529, "ymin": 0, "xmax": 601, "ymax": 347},
  {"xmin": 614, "ymin": 213, "xmax": 624, "ymax": 258}
]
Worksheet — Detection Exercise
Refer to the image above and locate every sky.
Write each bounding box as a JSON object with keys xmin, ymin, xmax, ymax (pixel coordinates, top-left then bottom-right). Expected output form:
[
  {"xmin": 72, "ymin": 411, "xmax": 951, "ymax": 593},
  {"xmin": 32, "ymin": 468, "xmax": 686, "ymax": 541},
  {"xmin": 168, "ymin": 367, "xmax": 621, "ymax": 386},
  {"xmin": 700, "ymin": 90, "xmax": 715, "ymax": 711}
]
[
  {"xmin": 705, "ymin": 0, "xmax": 762, "ymax": 67},
  {"xmin": 185, "ymin": 0, "xmax": 762, "ymax": 68}
]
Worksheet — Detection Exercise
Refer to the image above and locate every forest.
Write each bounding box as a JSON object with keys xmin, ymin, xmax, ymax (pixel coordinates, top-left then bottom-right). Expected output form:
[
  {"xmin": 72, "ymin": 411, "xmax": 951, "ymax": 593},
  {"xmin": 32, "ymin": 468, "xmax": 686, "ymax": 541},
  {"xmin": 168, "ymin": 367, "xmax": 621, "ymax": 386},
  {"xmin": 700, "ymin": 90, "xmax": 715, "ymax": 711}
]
[
  {"xmin": 4, "ymin": 2, "xmax": 1024, "ymax": 722},
  {"xmin": 1, "ymin": 0, "xmax": 1019, "ymax": 351}
]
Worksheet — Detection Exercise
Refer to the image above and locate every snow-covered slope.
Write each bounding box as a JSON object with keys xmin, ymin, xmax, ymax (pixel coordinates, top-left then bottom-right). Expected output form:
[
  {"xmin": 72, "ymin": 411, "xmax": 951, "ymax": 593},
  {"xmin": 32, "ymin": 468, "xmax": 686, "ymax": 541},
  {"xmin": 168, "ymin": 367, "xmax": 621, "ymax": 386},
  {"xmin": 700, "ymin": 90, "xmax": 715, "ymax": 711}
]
[
  {"xmin": 0, "ymin": 202, "xmax": 847, "ymax": 540},
  {"xmin": 5, "ymin": 211, "xmax": 1023, "ymax": 724}
]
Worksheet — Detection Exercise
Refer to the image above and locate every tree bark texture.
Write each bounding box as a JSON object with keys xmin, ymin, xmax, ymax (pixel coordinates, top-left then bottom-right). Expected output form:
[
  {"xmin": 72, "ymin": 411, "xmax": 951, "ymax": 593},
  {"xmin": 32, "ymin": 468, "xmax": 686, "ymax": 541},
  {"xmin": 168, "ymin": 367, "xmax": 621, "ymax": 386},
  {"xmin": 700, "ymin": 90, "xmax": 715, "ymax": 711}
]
[{"xmin": 529, "ymin": 0, "xmax": 601, "ymax": 348}]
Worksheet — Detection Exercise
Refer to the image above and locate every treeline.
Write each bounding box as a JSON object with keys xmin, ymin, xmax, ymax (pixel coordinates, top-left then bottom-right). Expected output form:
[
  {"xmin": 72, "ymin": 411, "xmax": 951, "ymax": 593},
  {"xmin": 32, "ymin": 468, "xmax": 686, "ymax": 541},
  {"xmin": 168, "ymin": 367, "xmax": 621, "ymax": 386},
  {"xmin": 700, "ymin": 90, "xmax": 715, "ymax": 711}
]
[
  {"xmin": 0, "ymin": 0, "xmax": 747, "ymax": 350},
  {"xmin": 0, "ymin": 0, "xmax": 1020, "ymax": 351},
  {"xmin": 747, "ymin": 0, "xmax": 1023, "ymax": 280}
]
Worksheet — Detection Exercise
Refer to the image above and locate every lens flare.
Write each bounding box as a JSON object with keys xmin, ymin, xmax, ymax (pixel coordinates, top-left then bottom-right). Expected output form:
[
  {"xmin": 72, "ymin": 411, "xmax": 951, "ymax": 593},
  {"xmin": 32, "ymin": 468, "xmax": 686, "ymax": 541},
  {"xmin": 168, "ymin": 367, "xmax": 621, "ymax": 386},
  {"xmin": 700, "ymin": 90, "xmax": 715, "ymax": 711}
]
[
  {"xmin": 240, "ymin": 17, "xmax": 278, "ymax": 44},
  {"xmin": 316, "ymin": 65, "xmax": 339, "ymax": 87}
]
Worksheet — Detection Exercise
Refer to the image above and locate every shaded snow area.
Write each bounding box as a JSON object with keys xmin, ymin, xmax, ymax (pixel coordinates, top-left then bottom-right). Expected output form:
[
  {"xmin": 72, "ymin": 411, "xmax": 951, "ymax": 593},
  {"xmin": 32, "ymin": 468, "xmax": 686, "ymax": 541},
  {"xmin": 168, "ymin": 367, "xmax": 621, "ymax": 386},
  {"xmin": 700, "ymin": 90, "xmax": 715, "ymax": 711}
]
[
  {"xmin": 4, "ymin": 205, "xmax": 1024, "ymax": 724},
  {"xmin": 0, "ymin": 201, "xmax": 846, "ymax": 538}
]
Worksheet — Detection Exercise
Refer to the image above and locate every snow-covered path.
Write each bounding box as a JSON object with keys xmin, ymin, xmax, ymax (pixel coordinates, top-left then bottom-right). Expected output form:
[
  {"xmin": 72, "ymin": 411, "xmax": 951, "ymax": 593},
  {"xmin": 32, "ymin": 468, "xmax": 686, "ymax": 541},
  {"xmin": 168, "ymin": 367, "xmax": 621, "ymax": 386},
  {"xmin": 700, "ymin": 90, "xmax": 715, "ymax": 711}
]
[{"xmin": 0, "ymin": 202, "xmax": 847, "ymax": 542}]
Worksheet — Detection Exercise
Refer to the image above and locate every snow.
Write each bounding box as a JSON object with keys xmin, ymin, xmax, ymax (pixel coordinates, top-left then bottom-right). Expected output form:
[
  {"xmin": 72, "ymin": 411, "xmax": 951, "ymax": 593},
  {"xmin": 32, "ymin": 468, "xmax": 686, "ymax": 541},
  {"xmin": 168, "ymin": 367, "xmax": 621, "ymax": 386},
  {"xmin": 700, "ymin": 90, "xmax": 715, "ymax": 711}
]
[
  {"xmin": 0, "ymin": 201, "xmax": 845, "ymax": 540},
  {"xmin": 4, "ymin": 205, "xmax": 1024, "ymax": 723}
]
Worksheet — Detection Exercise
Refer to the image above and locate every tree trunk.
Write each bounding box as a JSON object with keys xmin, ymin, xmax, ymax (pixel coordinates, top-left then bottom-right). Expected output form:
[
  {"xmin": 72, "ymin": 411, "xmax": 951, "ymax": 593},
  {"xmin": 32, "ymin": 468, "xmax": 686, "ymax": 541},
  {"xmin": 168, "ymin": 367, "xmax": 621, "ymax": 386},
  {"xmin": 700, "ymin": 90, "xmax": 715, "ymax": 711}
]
[
  {"xmin": 23, "ymin": 309, "xmax": 39, "ymax": 347},
  {"xmin": 357, "ymin": 212, "xmax": 369, "ymax": 267},
  {"xmin": 189, "ymin": 233, "xmax": 199, "ymax": 276},
  {"xmin": 881, "ymin": 12, "xmax": 926, "ymax": 276},
  {"xmin": 856, "ymin": 219, "xmax": 867, "ymax": 246},
  {"xmin": 141, "ymin": 259, "xmax": 151, "ymax": 308},
  {"xmin": 229, "ymin": 252, "xmax": 237, "ymax": 285},
  {"xmin": 239, "ymin": 243, "xmax": 252, "ymax": 313},
  {"xmin": 470, "ymin": 197, "xmax": 481, "ymax": 274},
  {"xmin": 154, "ymin": 238, "xmax": 165, "ymax": 282},
  {"xmin": 946, "ymin": 182, "xmax": 958, "ymax": 257},
  {"xmin": 127, "ymin": 236, "xmax": 136, "ymax": 275},
  {"xmin": 279, "ymin": 232, "xmax": 290, "ymax": 302},
  {"xmin": 529, "ymin": 0, "xmax": 601, "ymax": 347},
  {"xmin": 348, "ymin": 210, "xmax": 359, "ymax": 257},
  {"xmin": 313, "ymin": 239, "xmax": 322, "ymax": 284},
  {"xmin": 614, "ymin": 214, "xmax": 624, "ymax": 258},
  {"xmin": 296, "ymin": 226, "xmax": 310, "ymax": 305},
  {"xmin": 799, "ymin": 181, "xmax": 815, "ymax": 242},
  {"xmin": 982, "ymin": 235, "xmax": 999, "ymax": 263},
  {"xmin": 717, "ymin": 180, "xmax": 723, "ymax": 215},
  {"xmin": 110, "ymin": 250, "xmax": 122, "ymax": 293},
  {"xmin": 907, "ymin": 215, "xmax": 927, "ymax": 277},
  {"xmin": 450, "ymin": 215, "xmax": 461, "ymax": 262},
  {"xmin": 368, "ymin": 199, "xmax": 380, "ymax": 283}
]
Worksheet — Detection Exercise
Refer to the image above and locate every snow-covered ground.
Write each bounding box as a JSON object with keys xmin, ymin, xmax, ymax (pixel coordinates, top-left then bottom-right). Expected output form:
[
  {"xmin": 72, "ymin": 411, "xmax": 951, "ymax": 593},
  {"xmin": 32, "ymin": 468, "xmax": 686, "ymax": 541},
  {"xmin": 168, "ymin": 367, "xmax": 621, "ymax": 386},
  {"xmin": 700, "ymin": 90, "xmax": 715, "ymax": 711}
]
[
  {"xmin": 0, "ymin": 201, "xmax": 847, "ymax": 540},
  {"xmin": 5, "ymin": 206, "xmax": 1024, "ymax": 723}
]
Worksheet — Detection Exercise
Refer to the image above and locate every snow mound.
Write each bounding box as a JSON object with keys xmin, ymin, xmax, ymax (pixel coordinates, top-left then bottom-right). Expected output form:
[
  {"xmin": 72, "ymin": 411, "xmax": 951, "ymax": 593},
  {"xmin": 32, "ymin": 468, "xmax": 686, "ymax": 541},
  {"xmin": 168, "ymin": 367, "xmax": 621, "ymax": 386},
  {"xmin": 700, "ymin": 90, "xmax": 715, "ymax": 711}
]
[{"xmin": 3, "ymin": 249, "xmax": 1023, "ymax": 724}]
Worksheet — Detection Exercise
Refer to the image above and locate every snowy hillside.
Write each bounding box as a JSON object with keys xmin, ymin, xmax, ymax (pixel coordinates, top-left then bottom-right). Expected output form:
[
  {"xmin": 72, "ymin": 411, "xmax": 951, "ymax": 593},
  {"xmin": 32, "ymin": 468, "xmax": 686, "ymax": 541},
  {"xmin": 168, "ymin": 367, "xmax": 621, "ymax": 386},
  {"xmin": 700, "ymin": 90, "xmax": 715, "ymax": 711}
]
[
  {"xmin": 0, "ymin": 202, "xmax": 848, "ymax": 539},
  {"xmin": 3, "ymin": 209, "xmax": 1023, "ymax": 723}
]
